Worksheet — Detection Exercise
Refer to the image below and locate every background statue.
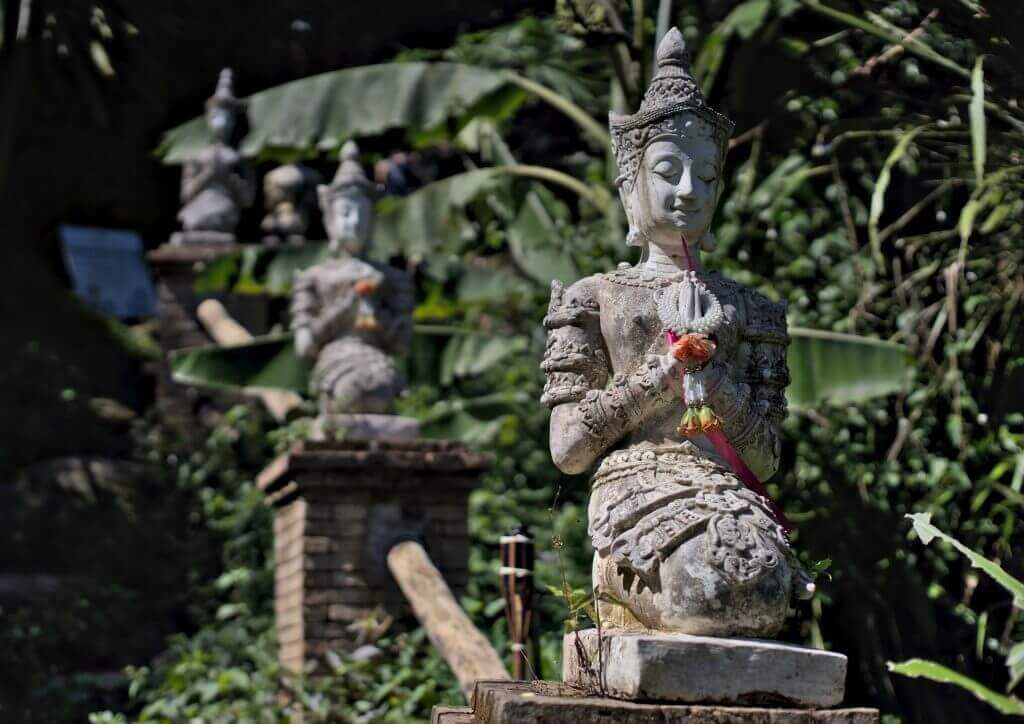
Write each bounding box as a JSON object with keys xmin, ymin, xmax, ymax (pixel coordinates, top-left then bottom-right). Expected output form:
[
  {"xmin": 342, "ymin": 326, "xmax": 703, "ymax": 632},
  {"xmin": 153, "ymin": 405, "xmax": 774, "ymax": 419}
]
[
  {"xmin": 542, "ymin": 29, "xmax": 811, "ymax": 638},
  {"xmin": 261, "ymin": 163, "xmax": 322, "ymax": 246},
  {"xmin": 290, "ymin": 141, "xmax": 416, "ymax": 437},
  {"xmin": 173, "ymin": 69, "xmax": 255, "ymax": 245}
]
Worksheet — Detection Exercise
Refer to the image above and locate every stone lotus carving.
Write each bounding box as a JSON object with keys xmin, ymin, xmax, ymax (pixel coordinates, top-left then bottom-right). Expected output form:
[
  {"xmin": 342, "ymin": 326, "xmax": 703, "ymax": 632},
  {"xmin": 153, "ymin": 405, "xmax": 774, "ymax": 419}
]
[
  {"xmin": 174, "ymin": 69, "xmax": 255, "ymax": 245},
  {"xmin": 290, "ymin": 141, "xmax": 414, "ymax": 421},
  {"xmin": 542, "ymin": 28, "xmax": 811, "ymax": 638}
]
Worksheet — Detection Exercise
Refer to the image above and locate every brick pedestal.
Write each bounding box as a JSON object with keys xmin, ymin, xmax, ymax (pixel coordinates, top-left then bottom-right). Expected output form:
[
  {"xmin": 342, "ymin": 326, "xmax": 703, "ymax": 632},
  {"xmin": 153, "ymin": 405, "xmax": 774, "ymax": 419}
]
[
  {"xmin": 257, "ymin": 438, "xmax": 490, "ymax": 672},
  {"xmin": 146, "ymin": 241, "xmax": 269, "ymax": 424},
  {"xmin": 432, "ymin": 681, "xmax": 881, "ymax": 723}
]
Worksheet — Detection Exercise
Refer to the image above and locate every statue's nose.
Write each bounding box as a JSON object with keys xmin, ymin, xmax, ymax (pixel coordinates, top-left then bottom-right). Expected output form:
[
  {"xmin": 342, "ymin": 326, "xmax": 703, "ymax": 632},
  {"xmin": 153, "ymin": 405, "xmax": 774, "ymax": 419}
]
[{"xmin": 675, "ymin": 167, "xmax": 696, "ymax": 200}]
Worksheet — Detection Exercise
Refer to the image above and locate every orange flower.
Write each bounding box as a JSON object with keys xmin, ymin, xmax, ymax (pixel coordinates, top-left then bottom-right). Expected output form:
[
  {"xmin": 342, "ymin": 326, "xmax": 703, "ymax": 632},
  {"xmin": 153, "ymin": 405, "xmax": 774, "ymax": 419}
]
[
  {"xmin": 677, "ymin": 407, "xmax": 702, "ymax": 437},
  {"xmin": 353, "ymin": 278, "xmax": 379, "ymax": 296},
  {"xmin": 355, "ymin": 314, "xmax": 380, "ymax": 331},
  {"xmin": 697, "ymin": 405, "xmax": 721, "ymax": 434},
  {"xmin": 671, "ymin": 333, "xmax": 716, "ymax": 368}
]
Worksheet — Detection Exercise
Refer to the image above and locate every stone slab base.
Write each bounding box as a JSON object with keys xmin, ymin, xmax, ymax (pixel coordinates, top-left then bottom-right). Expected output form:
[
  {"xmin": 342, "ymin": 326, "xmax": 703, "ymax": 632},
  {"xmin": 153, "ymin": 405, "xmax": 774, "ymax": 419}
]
[
  {"xmin": 311, "ymin": 413, "xmax": 420, "ymax": 441},
  {"xmin": 433, "ymin": 681, "xmax": 879, "ymax": 723},
  {"xmin": 170, "ymin": 230, "xmax": 237, "ymax": 245},
  {"xmin": 564, "ymin": 629, "xmax": 847, "ymax": 708}
]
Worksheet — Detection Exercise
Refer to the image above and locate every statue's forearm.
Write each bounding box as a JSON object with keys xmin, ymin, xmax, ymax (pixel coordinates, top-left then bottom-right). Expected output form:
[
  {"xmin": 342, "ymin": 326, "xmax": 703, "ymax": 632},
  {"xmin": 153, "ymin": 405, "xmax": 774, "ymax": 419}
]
[
  {"xmin": 705, "ymin": 359, "xmax": 781, "ymax": 480},
  {"xmin": 181, "ymin": 164, "xmax": 216, "ymax": 201},
  {"xmin": 550, "ymin": 354, "xmax": 677, "ymax": 475}
]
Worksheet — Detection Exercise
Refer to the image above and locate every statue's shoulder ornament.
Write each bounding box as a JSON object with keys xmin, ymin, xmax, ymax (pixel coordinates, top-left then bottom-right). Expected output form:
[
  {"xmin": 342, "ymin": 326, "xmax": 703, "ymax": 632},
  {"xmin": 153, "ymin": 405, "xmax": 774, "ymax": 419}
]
[
  {"xmin": 541, "ymin": 276, "xmax": 609, "ymax": 408},
  {"xmin": 544, "ymin": 276, "xmax": 601, "ymax": 330},
  {"xmin": 737, "ymin": 284, "xmax": 788, "ymax": 346}
]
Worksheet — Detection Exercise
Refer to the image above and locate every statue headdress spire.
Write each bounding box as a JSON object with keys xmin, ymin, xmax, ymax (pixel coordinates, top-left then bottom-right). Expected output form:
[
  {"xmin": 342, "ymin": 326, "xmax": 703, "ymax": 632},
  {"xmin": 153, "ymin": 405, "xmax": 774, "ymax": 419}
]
[
  {"xmin": 609, "ymin": 27, "xmax": 734, "ymax": 185},
  {"xmin": 206, "ymin": 68, "xmax": 241, "ymax": 111},
  {"xmin": 327, "ymin": 140, "xmax": 375, "ymax": 195}
]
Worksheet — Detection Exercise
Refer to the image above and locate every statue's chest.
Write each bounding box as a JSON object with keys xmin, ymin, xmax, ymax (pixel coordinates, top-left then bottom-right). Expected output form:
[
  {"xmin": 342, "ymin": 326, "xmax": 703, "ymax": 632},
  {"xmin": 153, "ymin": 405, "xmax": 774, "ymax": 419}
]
[
  {"xmin": 598, "ymin": 274, "xmax": 744, "ymax": 373},
  {"xmin": 316, "ymin": 259, "xmax": 384, "ymax": 299}
]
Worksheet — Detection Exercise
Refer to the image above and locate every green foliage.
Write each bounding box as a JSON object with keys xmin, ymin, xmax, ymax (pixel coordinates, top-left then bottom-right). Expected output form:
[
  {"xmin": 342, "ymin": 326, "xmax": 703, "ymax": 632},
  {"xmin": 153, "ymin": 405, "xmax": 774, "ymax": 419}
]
[
  {"xmin": 157, "ymin": 63, "xmax": 515, "ymax": 163},
  {"xmin": 170, "ymin": 335, "xmax": 309, "ymax": 394},
  {"xmin": 887, "ymin": 659, "xmax": 1024, "ymax": 717},
  {"xmin": 103, "ymin": 4, "xmax": 1024, "ymax": 722},
  {"xmin": 889, "ymin": 514, "xmax": 1024, "ymax": 716}
]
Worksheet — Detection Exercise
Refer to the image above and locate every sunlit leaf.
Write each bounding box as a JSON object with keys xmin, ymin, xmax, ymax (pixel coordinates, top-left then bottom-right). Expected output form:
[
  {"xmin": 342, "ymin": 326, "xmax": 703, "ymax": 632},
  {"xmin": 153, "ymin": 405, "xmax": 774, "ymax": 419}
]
[
  {"xmin": 887, "ymin": 659, "xmax": 1024, "ymax": 716},
  {"xmin": 970, "ymin": 55, "xmax": 986, "ymax": 188},
  {"xmin": 907, "ymin": 513, "xmax": 1024, "ymax": 607},
  {"xmin": 786, "ymin": 327, "xmax": 911, "ymax": 408},
  {"xmin": 1009, "ymin": 642, "xmax": 1024, "ymax": 692},
  {"xmin": 507, "ymin": 185, "xmax": 579, "ymax": 286},
  {"xmin": 869, "ymin": 127, "xmax": 925, "ymax": 267}
]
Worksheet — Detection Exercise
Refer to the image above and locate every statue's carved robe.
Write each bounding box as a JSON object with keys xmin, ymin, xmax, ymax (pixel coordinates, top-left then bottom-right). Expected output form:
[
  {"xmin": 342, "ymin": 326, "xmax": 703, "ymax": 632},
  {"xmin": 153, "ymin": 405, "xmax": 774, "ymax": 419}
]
[
  {"xmin": 178, "ymin": 144, "xmax": 252, "ymax": 232},
  {"xmin": 542, "ymin": 266, "xmax": 794, "ymax": 633},
  {"xmin": 291, "ymin": 257, "xmax": 414, "ymax": 414}
]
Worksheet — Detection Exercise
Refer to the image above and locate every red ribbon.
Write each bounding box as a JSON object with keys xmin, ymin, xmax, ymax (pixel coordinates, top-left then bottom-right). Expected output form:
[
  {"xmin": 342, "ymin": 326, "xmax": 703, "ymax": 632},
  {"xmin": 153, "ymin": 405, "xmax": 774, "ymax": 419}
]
[{"xmin": 667, "ymin": 235, "xmax": 794, "ymax": 532}]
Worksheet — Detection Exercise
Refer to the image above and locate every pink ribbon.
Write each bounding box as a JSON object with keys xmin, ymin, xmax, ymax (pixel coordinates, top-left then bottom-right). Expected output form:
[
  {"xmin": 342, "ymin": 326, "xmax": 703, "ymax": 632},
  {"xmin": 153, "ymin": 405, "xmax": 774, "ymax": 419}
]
[{"xmin": 667, "ymin": 236, "xmax": 794, "ymax": 532}]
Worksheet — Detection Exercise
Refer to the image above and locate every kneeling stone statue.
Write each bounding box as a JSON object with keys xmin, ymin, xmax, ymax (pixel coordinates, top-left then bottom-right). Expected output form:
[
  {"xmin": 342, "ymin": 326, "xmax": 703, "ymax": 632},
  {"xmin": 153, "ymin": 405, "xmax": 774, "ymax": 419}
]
[
  {"xmin": 290, "ymin": 141, "xmax": 417, "ymax": 440},
  {"xmin": 548, "ymin": 28, "xmax": 846, "ymax": 709}
]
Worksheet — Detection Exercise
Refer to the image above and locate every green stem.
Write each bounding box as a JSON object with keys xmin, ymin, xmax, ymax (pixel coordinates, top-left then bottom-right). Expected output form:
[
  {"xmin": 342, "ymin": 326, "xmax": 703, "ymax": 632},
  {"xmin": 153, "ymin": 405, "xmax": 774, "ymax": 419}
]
[
  {"xmin": 800, "ymin": 0, "xmax": 970, "ymax": 80},
  {"xmin": 505, "ymin": 72, "xmax": 612, "ymax": 150},
  {"xmin": 500, "ymin": 164, "xmax": 612, "ymax": 209}
]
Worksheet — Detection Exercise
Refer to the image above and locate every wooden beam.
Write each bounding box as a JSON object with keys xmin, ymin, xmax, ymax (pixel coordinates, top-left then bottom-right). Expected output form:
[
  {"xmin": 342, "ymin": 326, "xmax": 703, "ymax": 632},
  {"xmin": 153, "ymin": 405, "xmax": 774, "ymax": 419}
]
[
  {"xmin": 387, "ymin": 541, "xmax": 510, "ymax": 699},
  {"xmin": 195, "ymin": 299, "xmax": 303, "ymax": 420}
]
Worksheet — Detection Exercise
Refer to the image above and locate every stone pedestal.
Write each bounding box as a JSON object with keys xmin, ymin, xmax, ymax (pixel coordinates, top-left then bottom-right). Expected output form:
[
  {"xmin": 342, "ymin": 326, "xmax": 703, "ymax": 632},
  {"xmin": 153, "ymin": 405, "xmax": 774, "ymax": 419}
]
[
  {"xmin": 312, "ymin": 413, "xmax": 420, "ymax": 441},
  {"xmin": 432, "ymin": 681, "xmax": 880, "ymax": 723},
  {"xmin": 563, "ymin": 629, "xmax": 847, "ymax": 708},
  {"xmin": 147, "ymin": 241, "xmax": 269, "ymax": 424},
  {"xmin": 257, "ymin": 438, "xmax": 490, "ymax": 672}
]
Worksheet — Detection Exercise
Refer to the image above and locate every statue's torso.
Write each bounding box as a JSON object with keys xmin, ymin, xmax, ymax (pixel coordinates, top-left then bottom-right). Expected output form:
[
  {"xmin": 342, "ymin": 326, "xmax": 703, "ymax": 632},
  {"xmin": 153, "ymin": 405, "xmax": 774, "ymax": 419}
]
[{"xmin": 584, "ymin": 267, "xmax": 764, "ymax": 453}]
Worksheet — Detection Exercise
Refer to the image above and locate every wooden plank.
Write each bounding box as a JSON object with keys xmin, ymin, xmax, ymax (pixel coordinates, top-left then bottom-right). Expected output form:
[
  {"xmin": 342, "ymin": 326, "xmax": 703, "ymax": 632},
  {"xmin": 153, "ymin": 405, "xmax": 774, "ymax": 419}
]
[{"xmin": 387, "ymin": 541, "xmax": 509, "ymax": 700}]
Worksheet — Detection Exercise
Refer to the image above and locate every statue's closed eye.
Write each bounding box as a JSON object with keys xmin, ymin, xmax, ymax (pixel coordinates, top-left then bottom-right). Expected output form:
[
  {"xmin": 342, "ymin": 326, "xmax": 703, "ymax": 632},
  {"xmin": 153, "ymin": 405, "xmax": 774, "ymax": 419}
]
[
  {"xmin": 652, "ymin": 159, "xmax": 679, "ymax": 178},
  {"xmin": 698, "ymin": 162, "xmax": 719, "ymax": 183}
]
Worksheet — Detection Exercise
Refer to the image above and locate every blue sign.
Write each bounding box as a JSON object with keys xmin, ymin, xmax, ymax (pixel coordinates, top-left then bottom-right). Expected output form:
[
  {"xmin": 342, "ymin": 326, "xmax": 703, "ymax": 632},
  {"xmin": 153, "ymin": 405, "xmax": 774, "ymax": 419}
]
[{"xmin": 60, "ymin": 225, "xmax": 157, "ymax": 319}]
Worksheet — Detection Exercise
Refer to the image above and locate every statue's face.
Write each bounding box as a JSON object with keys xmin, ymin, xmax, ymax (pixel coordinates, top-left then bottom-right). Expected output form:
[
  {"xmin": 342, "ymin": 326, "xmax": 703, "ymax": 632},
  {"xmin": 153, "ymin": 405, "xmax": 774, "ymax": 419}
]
[
  {"xmin": 325, "ymin": 190, "xmax": 372, "ymax": 255},
  {"xmin": 207, "ymin": 107, "xmax": 235, "ymax": 141},
  {"xmin": 630, "ymin": 123, "xmax": 721, "ymax": 249}
]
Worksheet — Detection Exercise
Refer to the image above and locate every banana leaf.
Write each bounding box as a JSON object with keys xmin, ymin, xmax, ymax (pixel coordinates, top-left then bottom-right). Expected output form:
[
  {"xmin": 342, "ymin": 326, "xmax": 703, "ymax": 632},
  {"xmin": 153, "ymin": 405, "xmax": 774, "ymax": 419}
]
[
  {"xmin": 170, "ymin": 334, "xmax": 310, "ymax": 394},
  {"xmin": 157, "ymin": 62, "xmax": 520, "ymax": 163},
  {"xmin": 786, "ymin": 327, "xmax": 911, "ymax": 409},
  {"xmin": 171, "ymin": 326, "xmax": 910, "ymax": 412}
]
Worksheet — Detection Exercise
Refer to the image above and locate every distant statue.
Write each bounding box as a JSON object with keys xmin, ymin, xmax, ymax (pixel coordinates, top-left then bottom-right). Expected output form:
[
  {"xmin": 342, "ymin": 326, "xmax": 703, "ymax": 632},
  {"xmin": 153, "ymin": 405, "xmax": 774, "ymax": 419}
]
[
  {"xmin": 290, "ymin": 141, "xmax": 417, "ymax": 438},
  {"xmin": 542, "ymin": 29, "xmax": 812, "ymax": 639},
  {"xmin": 173, "ymin": 69, "xmax": 255, "ymax": 245},
  {"xmin": 261, "ymin": 163, "xmax": 322, "ymax": 246}
]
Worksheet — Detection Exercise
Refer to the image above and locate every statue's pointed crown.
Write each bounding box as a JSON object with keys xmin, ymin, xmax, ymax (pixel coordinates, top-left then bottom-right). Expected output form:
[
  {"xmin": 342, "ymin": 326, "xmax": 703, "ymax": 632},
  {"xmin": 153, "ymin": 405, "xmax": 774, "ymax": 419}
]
[
  {"xmin": 207, "ymin": 67, "xmax": 240, "ymax": 110},
  {"xmin": 327, "ymin": 140, "xmax": 375, "ymax": 195},
  {"xmin": 609, "ymin": 28, "xmax": 734, "ymax": 185}
]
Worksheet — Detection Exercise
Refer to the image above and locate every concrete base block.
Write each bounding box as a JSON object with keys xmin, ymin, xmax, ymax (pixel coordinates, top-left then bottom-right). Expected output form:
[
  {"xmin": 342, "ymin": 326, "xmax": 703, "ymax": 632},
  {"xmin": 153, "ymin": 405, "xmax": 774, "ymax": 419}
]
[
  {"xmin": 435, "ymin": 680, "xmax": 879, "ymax": 723},
  {"xmin": 563, "ymin": 629, "xmax": 847, "ymax": 708},
  {"xmin": 312, "ymin": 413, "xmax": 420, "ymax": 441}
]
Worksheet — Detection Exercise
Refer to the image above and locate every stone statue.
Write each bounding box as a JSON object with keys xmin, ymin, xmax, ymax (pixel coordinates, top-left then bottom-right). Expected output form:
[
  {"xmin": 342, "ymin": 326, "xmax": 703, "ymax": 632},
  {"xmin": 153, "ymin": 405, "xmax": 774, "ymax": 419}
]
[
  {"xmin": 290, "ymin": 141, "xmax": 416, "ymax": 438},
  {"xmin": 173, "ymin": 69, "xmax": 255, "ymax": 245},
  {"xmin": 542, "ymin": 29, "xmax": 812, "ymax": 640},
  {"xmin": 261, "ymin": 163, "xmax": 322, "ymax": 246}
]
